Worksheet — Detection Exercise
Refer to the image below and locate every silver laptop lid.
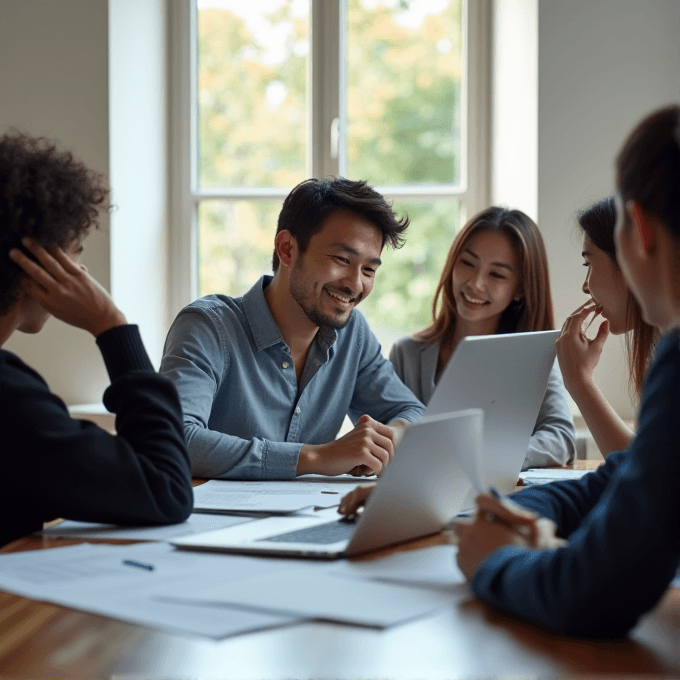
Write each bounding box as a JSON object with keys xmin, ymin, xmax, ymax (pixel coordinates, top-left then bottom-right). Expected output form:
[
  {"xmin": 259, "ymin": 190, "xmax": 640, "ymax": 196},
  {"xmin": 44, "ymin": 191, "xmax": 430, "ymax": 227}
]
[
  {"xmin": 424, "ymin": 330, "xmax": 560, "ymax": 494},
  {"xmin": 346, "ymin": 409, "xmax": 483, "ymax": 557}
]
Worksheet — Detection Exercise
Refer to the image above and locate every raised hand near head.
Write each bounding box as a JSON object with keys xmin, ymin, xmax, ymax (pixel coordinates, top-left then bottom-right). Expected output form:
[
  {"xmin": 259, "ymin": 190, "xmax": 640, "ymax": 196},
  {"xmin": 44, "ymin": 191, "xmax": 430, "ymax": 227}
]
[{"xmin": 9, "ymin": 238, "xmax": 127, "ymax": 337}]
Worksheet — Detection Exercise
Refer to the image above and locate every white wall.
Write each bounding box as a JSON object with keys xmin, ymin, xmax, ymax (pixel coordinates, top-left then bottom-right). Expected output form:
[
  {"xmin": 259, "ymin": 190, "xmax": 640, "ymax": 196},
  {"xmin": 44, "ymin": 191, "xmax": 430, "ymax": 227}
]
[
  {"xmin": 491, "ymin": 0, "xmax": 538, "ymax": 221},
  {"xmin": 0, "ymin": 0, "xmax": 111, "ymax": 405},
  {"xmin": 538, "ymin": 0, "xmax": 680, "ymax": 420},
  {"xmin": 1, "ymin": 0, "xmax": 169, "ymax": 406},
  {"xmin": 109, "ymin": 0, "xmax": 169, "ymax": 369}
]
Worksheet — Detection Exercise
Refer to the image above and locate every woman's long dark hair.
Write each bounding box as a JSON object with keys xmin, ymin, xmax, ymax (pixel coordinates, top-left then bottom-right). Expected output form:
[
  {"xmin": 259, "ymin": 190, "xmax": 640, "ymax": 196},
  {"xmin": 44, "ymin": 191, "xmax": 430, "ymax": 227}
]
[
  {"xmin": 414, "ymin": 207, "xmax": 554, "ymax": 347},
  {"xmin": 578, "ymin": 197, "xmax": 658, "ymax": 396}
]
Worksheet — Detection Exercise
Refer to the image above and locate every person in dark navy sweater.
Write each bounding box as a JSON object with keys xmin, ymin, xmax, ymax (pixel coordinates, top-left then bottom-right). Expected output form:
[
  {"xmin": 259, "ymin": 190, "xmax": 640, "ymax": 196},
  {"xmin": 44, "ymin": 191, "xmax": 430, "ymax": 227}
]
[
  {"xmin": 455, "ymin": 104, "xmax": 680, "ymax": 638},
  {"xmin": 0, "ymin": 131, "xmax": 193, "ymax": 548}
]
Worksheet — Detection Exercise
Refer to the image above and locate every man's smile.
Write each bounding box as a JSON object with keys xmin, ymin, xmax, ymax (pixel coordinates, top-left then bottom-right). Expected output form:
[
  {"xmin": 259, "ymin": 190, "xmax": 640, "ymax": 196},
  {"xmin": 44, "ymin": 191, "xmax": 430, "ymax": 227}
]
[{"xmin": 324, "ymin": 288, "xmax": 359, "ymax": 307}]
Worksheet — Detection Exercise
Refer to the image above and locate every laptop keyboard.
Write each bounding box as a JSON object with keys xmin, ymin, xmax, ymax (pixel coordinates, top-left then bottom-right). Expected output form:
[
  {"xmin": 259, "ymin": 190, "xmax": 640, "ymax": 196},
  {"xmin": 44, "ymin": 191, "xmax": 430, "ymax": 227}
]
[{"xmin": 260, "ymin": 520, "xmax": 356, "ymax": 545}]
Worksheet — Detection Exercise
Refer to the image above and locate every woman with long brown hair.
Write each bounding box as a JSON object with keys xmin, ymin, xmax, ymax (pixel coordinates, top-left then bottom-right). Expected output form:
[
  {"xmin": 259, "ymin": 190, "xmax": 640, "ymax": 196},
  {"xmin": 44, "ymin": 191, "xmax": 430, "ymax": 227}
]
[
  {"xmin": 389, "ymin": 206, "xmax": 576, "ymax": 468},
  {"xmin": 556, "ymin": 196, "xmax": 658, "ymax": 456}
]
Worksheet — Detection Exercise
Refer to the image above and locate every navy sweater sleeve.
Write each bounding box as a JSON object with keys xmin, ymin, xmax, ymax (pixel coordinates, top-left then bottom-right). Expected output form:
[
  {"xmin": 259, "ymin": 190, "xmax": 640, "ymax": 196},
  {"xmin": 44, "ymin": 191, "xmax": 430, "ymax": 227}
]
[
  {"xmin": 470, "ymin": 330, "xmax": 680, "ymax": 638},
  {"xmin": 0, "ymin": 325, "xmax": 193, "ymax": 548}
]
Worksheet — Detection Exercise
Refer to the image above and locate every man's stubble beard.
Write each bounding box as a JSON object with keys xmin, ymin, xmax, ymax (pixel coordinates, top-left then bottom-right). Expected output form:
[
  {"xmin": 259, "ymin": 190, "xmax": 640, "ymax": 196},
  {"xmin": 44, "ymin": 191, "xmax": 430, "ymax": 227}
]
[{"xmin": 288, "ymin": 259, "xmax": 358, "ymax": 331}]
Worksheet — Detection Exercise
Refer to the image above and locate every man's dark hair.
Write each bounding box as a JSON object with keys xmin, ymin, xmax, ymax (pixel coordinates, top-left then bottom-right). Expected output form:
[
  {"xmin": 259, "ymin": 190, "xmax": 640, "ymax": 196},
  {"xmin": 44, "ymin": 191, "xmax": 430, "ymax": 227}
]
[
  {"xmin": 616, "ymin": 104, "xmax": 680, "ymax": 242},
  {"xmin": 272, "ymin": 177, "xmax": 409, "ymax": 271},
  {"xmin": 0, "ymin": 131, "xmax": 109, "ymax": 314}
]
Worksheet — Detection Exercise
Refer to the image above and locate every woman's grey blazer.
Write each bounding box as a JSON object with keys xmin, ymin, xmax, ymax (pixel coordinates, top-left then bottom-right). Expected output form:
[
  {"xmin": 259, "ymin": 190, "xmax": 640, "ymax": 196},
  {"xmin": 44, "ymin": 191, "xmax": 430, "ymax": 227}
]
[{"xmin": 388, "ymin": 336, "xmax": 576, "ymax": 468}]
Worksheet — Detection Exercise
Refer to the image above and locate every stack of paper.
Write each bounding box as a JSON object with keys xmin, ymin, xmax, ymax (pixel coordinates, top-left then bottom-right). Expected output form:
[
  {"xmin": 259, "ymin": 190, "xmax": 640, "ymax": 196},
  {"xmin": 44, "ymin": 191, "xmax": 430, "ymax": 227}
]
[
  {"xmin": 519, "ymin": 468, "xmax": 593, "ymax": 486},
  {"xmin": 40, "ymin": 513, "xmax": 252, "ymax": 541},
  {"xmin": 192, "ymin": 479, "xmax": 363, "ymax": 514}
]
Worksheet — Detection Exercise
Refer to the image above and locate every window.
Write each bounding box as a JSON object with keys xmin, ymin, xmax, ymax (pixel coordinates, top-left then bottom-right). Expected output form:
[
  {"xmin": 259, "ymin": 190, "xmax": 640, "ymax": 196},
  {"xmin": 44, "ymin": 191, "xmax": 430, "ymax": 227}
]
[{"xmin": 170, "ymin": 0, "xmax": 489, "ymax": 347}]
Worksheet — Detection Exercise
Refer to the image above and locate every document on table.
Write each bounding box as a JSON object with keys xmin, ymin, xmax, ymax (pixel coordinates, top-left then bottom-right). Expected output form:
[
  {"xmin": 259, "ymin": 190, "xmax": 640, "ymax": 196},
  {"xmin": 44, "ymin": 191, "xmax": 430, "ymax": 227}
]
[
  {"xmin": 39, "ymin": 513, "xmax": 253, "ymax": 541},
  {"xmin": 519, "ymin": 468, "xmax": 593, "ymax": 486},
  {"xmin": 192, "ymin": 479, "xmax": 363, "ymax": 514},
  {"xmin": 328, "ymin": 544, "xmax": 469, "ymax": 594},
  {"xmin": 0, "ymin": 542, "xmax": 299, "ymax": 639},
  {"xmin": 159, "ymin": 569, "xmax": 449, "ymax": 628},
  {"xmin": 0, "ymin": 538, "xmax": 459, "ymax": 633}
]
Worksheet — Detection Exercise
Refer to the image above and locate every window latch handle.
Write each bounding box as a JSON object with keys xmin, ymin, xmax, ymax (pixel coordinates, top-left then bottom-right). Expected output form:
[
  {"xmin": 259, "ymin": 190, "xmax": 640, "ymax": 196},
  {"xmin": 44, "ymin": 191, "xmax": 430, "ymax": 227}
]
[{"xmin": 330, "ymin": 117, "xmax": 340, "ymax": 160}]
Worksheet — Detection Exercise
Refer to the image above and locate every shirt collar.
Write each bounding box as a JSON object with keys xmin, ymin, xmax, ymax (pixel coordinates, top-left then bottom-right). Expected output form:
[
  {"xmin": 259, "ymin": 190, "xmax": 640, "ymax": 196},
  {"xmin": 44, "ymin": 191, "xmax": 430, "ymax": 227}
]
[
  {"xmin": 242, "ymin": 275, "xmax": 340, "ymax": 355},
  {"xmin": 242, "ymin": 275, "xmax": 286, "ymax": 352}
]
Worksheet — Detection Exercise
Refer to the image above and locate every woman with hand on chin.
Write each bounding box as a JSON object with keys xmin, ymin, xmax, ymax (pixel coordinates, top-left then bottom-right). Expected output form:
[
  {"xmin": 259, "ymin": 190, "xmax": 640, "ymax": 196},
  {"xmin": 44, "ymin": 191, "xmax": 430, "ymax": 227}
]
[
  {"xmin": 556, "ymin": 197, "xmax": 658, "ymax": 456},
  {"xmin": 390, "ymin": 206, "xmax": 576, "ymax": 468},
  {"xmin": 0, "ymin": 132, "xmax": 193, "ymax": 548},
  {"xmin": 455, "ymin": 104, "xmax": 680, "ymax": 638}
]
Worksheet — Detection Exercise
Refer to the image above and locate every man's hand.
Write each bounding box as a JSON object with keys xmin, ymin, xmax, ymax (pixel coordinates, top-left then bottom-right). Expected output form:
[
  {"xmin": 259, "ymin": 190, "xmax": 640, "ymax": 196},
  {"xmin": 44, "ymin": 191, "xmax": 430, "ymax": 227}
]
[
  {"xmin": 10, "ymin": 238, "xmax": 127, "ymax": 337},
  {"xmin": 297, "ymin": 414, "xmax": 395, "ymax": 476}
]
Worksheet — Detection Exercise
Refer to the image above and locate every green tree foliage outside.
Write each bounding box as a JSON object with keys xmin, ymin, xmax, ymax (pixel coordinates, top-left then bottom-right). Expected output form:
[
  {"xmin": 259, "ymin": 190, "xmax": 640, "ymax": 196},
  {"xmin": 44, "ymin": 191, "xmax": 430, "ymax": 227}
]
[{"xmin": 197, "ymin": 0, "xmax": 464, "ymax": 345}]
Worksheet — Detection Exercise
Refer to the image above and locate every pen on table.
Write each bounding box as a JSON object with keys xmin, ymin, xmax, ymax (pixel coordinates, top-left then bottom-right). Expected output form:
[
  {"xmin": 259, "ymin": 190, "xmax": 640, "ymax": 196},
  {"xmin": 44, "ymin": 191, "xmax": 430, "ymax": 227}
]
[{"xmin": 122, "ymin": 559, "xmax": 154, "ymax": 571}]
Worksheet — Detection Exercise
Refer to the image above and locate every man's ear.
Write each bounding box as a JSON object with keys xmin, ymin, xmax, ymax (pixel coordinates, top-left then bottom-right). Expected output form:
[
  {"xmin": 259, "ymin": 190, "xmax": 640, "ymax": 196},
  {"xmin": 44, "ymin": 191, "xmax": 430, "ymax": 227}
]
[
  {"xmin": 627, "ymin": 200, "xmax": 656, "ymax": 255},
  {"xmin": 275, "ymin": 230, "xmax": 296, "ymax": 268}
]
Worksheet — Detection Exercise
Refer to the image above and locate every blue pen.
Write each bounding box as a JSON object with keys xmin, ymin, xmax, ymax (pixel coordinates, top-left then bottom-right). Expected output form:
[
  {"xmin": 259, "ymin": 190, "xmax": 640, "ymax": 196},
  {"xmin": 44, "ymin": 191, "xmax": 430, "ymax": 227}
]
[
  {"xmin": 488, "ymin": 486, "xmax": 504, "ymax": 500},
  {"xmin": 123, "ymin": 559, "xmax": 154, "ymax": 571}
]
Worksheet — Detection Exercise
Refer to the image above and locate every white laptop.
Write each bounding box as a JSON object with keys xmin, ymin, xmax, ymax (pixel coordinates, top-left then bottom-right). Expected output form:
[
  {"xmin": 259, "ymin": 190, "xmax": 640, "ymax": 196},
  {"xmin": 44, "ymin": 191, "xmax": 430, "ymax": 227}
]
[
  {"xmin": 425, "ymin": 330, "xmax": 560, "ymax": 494},
  {"xmin": 172, "ymin": 409, "xmax": 484, "ymax": 559}
]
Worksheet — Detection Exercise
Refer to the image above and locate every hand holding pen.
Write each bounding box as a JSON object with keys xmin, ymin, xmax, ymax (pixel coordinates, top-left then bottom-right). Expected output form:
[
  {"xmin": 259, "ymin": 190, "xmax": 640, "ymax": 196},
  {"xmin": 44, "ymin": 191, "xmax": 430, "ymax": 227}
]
[{"xmin": 454, "ymin": 488, "xmax": 566, "ymax": 580}]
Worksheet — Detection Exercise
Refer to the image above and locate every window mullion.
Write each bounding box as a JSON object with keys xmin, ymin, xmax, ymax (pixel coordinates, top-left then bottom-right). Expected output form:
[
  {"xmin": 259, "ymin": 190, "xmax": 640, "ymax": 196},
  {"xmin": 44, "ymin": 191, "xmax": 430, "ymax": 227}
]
[
  {"xmin": 310, "ymin": 0, "xmax": 341, "ymax": 178},
  {"xmin": 169, "ymin": 0, "xmax": 198, "ymax": 315}
]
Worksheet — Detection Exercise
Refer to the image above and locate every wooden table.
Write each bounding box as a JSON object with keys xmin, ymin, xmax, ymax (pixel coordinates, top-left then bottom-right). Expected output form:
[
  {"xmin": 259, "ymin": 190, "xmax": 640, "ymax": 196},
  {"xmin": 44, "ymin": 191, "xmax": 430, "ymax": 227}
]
[{"xmin": 2, "ymin": 466, "xmax": 679, "ymax": 679}]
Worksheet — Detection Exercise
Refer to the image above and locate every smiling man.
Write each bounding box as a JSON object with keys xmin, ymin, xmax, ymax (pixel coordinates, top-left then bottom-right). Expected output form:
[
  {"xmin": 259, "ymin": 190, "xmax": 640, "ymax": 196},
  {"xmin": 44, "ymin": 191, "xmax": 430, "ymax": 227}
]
[{"xmin": 161, "ymin": 178, "xmax": 425, "ymax": 479}]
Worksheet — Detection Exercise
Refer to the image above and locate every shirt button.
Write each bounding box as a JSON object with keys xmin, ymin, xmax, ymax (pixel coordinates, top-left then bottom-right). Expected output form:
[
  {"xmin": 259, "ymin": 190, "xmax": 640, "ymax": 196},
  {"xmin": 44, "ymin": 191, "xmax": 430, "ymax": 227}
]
[
  {"xmin": 281, "ymin": 361, "xmax": 289, "ymax": 369},
  {"xmin": 295, "ymin": 406, "xmax": 301, "ymax": 415}
]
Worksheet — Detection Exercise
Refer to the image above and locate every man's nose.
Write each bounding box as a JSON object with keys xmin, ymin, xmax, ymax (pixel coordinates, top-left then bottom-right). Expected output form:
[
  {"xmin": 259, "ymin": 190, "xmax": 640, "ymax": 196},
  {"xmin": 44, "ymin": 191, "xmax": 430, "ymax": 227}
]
[{"xmin": 341, "ymin": 266, "xmax": 362, "ymax": 294}]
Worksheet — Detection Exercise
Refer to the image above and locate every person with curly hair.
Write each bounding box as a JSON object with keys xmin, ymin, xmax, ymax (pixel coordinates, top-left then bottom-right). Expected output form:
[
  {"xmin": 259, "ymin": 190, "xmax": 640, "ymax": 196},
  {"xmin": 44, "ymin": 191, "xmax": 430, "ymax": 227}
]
[{"xmin": 0, "ymin": 131, "xmax": 193, "ymax": 547}]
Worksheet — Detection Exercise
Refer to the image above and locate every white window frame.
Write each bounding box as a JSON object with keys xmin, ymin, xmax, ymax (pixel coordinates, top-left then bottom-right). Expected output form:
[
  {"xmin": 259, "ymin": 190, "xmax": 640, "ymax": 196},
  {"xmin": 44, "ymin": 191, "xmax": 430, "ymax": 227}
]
[{"xmin": 168, "ymin": 0, "xmax": 491, "ymax": 316}]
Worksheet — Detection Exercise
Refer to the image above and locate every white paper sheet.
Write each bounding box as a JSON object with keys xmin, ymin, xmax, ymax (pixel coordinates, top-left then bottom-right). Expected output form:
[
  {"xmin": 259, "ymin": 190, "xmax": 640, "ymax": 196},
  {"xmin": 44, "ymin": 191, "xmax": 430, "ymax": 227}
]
[
  {"xmin": 0, "ymin": 542, "xmax": 300, "ymax": 639},
  {"xmin": 519, "ymin": 468, "xmax": 593, "ymax": 486},
  {"xmin": 192, "ymin": 479, "xmax": 362, "ymax": 514},
  {"xmin": 39, "ymin": 513, "xmax": 253, "ymax": 541},
  {"xmin": 159, "ymin": 569, "xmax": 448, "ymax": 627},
  {"xmin": 329, "ymin": 545, "xmax": 469, "ymax": 592}
]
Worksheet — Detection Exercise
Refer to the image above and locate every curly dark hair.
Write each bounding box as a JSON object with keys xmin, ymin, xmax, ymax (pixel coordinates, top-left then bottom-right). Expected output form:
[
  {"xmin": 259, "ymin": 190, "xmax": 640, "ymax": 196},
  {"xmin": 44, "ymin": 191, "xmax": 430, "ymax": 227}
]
[{"xmin": 0, "ymin": 131, "xmax": 109, "ymax": 314}]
